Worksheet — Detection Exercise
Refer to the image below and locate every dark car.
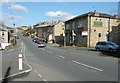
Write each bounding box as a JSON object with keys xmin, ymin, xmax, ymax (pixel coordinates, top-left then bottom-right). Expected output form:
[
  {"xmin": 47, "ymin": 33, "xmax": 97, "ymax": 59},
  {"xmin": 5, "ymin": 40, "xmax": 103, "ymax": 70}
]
[
  {"xmin": 32, "ymin": 38, "xmax": 38, "ymax": 42},
  {"xmin": 15, "ymin": 36, "xmax": 19, "ymax": 39},
  {"xmin": 95, "ymin": 41, "xmax": 119, "ymax": 52}
]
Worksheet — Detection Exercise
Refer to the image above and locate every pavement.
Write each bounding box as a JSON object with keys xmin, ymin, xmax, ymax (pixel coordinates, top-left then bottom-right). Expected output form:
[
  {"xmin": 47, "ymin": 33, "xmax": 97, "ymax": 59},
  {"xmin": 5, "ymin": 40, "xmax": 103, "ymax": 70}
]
[
  {"xmin": 47, "ymin": 43, "xmax": 96, "ymax": 50},
  {"xmin": 1, "ymin": 39, "xmax": 32, "ymax": 83}
]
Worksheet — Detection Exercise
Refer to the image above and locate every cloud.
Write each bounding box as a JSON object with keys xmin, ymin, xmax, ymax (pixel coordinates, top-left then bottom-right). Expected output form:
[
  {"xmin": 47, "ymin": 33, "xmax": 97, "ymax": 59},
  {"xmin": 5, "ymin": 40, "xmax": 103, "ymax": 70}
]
[
  {"xmin": 0, "ymin": 0, "xmax": 12, "ymax": 2},
  {"xmin": 1, "ymin": 1, "xmax": 28, "ymax": 13},
  {"xmin": 45, "ymin": 11, "xmax": 76, "ymax": 21},
  {"xmin": 0, "ymin": 14, "xmax": 26, "ymax": 23},
  {"xmin": 9, "ymin": 4, "xmax": 28, "ymax": 13}
]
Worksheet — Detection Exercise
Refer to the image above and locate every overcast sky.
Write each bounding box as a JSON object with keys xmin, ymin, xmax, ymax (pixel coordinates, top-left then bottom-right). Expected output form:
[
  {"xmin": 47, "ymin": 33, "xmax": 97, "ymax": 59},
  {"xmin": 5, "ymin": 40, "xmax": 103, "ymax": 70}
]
[{"xmin": 1, "ymin": 1, "xmax": 119, "ymax": 27}]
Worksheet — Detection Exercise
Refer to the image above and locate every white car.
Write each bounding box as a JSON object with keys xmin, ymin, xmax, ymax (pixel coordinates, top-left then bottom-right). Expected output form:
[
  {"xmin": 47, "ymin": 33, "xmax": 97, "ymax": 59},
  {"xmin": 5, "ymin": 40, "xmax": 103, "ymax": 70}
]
[
  {"xmin": 0, "ymin": 44, "xmax": 2, "ymax": 50},
  {"xmin": 0, "ymin": 43, "xmax": 11, "ymax": 50}
]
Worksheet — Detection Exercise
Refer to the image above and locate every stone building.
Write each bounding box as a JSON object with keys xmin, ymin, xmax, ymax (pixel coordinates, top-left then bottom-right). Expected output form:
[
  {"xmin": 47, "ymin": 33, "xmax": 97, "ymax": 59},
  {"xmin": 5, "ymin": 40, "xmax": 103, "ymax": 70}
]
[
  {"xmin": 65, "ymin": 11, "xmax": 119, "ymax": 47},
  {"xmin": 0, "ymin": 24, "xmax": 9, "ymax": 43},
  {"xmin": 34, "ymin": 20, "xmax": 64, "ymax": 44}
]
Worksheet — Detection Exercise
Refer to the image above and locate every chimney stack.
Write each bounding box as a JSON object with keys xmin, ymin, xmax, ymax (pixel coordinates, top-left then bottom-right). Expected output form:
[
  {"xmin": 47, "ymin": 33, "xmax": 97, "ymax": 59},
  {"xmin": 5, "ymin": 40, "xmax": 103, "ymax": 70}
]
[{"xmin": 94, "ymin": 10, "xmax": 96, "ymax": 14}]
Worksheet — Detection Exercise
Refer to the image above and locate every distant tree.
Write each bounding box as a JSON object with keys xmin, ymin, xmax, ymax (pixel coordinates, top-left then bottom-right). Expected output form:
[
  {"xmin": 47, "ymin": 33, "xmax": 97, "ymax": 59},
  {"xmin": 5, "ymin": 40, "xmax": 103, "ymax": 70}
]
[{"xmin": 26, "ymin": 28, "xmax": 35, "ymax": 35}]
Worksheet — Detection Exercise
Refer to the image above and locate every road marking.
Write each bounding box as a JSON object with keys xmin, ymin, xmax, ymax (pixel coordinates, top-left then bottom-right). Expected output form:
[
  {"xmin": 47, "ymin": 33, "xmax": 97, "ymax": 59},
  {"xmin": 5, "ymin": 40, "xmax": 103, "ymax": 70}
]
[
  {"xmin": 47, "ymin": 51, "xmax": 53, "ymax": 53},
  {"xmin": 72, "ymin": 60, "xmax": 103, "ymax": 72},
  {"xmin": 42, "ymin": 49, "xmax": 46, "ymax": 51},
  {"xmin": 34, "ymin": 70, "xmax": 43, "ymax": 78},
  {"xmin": 43, "ymin": 79, "xmax": 47, "ymax": 82},
  {"xmin": 20, "ymin": 47, "xmax": 22, "ymax": 49},
  {"xmin": 7, "ymin": 54, "xmax": 10, "ymax": 56},
  {"xmin": 34, "ymin": 70, "xmax": 48, "ymax": 82},
  {"xmin": 38, "ymin": 74, "xmax": 42, "ymax": 78},
  {"xmin": 9, "ymin": 49, "xmax": 14, "ymax": 52},
  {"xmin": 34, "ymin": 70, "xmax": 38, "ymax": 73},
  {"xmin": 4, "ymin": 54, "xmax": 10, "ymax": 56},
  {"xmin": 32, "ymin": 42, "xmax": 36, "ymax": 46},
  {"xmin": 21, "ymin": 42, "xmax": 23, "ymax": 45},
  {"xmin": 23, "ymin": 43, "xmax": 28, "ymax": 62},
  {"xmin": 57, "ymin": 55, "xmax": 65, "ymax": 59},
  {"xmin": 0, "ymin": 61, "xmax": 32, "ymax": 81},
  {"xmin": 21, "ymin": 47, "xmax": 23, "ymax": 53}
]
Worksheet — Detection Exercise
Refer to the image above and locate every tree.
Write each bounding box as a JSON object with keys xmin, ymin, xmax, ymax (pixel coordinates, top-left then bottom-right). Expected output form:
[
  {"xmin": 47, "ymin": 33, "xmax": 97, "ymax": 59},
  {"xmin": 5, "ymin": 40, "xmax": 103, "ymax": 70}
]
[{"xmin": 25, "ymin": 28, "xmax": 35, "ymax": 35}]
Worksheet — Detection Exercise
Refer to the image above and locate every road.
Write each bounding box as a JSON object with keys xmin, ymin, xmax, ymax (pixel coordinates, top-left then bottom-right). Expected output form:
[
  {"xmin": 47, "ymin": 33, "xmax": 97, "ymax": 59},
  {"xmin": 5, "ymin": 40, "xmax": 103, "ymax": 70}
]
[{"xmin": 2, "ymin": 33, "xmax": 118, "ymax": 82}]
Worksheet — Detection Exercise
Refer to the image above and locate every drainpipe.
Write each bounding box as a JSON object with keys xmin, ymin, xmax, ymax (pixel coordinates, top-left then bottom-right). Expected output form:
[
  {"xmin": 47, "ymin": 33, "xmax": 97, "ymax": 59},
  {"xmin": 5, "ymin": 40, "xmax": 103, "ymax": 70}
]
[
  {"xmin": 63, "ymin": 25, "xmax": 66, "ymax": 47},
  {"xmin": 88, "ymin": 14, "xmax": 91, "ymax": 48},
  {"xmin": 107, "ymin": 17, "xmax": 110, "ymax": 41}
]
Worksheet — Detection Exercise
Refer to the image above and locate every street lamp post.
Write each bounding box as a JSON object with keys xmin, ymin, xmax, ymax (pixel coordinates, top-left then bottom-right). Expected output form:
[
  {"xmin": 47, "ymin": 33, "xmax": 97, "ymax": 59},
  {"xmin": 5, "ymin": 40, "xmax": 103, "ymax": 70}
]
[
  {"xmin": 13, "ymin": 23, "xmax": 16, "ymax": 46},
  {"xmin": 62, "ymin": 25, "xmax": 66, "ymax": 47},
  {"xmin": 63, "ymin": 31, "xmax": 66, "ymax": 47}
]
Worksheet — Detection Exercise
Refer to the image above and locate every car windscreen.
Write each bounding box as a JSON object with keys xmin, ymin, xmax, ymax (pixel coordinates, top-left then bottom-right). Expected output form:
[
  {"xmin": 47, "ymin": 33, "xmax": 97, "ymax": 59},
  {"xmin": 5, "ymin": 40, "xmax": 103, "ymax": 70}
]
[{"xmin": 107, "ymin": 42, "xmax": 116, "ymax": 46}]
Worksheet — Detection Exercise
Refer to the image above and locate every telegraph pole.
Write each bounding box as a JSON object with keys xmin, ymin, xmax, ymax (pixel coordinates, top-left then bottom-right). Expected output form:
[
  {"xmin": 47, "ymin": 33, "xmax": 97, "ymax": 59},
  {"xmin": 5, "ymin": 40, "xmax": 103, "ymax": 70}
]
[{"xmin": 8, "ymin": 3, "xmax": 16, "ymax": 46}]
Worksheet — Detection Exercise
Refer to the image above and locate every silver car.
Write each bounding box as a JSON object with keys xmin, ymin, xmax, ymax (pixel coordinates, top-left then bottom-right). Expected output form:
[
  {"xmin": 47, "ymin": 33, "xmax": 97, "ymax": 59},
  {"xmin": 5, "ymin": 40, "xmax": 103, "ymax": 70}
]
[{"xmin": 95, "ymin": 41, "xmax": 119, "ymax": 52}]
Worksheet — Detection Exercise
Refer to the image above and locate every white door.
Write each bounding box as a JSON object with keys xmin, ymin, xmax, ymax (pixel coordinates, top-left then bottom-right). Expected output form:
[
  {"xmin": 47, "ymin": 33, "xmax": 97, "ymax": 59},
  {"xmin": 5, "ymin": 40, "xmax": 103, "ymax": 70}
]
[{"xmin": 49, "ymin": 34, "xmax": 52, "ymax": 43}]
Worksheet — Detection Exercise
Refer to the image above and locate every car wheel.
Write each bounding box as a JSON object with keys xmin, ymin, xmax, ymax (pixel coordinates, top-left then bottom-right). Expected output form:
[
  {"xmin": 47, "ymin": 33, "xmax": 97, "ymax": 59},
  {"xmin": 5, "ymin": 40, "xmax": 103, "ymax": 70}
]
[
  {"xmin": 109, "ymin": 48, "xmax": 113, "ymax": 52},
  {"xmin": 96, "ymin": 47, "xmax": 100, "ymax": 51}
]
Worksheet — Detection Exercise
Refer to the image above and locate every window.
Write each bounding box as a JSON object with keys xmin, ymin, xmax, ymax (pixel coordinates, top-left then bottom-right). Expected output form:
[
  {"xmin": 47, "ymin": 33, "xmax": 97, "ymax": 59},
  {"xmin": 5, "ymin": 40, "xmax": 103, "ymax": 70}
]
[
  {"xmin": 66, "ymin": 24, "xmax": 69, "ymax": 30},
  {"xmin": 94, "ymin": 21, "xmax": 102, "ymax": 27},
  {"xmin": 2, "ymin": 32, "xmax": 4, "ymax": 36},
  {"xmin": 72, "ymin": 22, "xmax": 75, "ymax": 29},
  {"xmin": 101, "ymin": 42, "xmax": 107, "ymax": 46},
  {"xmin": 98, "ymin": 33, "xmax": 101, "ymax": 37},
  {"xmin": 103, "ymin": 42, "xmax": 107, "ymax": 46},
  {"xmin": 62, "ymin": 25, "xmax": 65, "ymax": 30},
  {"xmin": 78, "ymin": 21, "xmax": 83, "ymax": 28},
  {"xmin": 105, "ymin": 20, "xmax": 109, "ymax": 28}
]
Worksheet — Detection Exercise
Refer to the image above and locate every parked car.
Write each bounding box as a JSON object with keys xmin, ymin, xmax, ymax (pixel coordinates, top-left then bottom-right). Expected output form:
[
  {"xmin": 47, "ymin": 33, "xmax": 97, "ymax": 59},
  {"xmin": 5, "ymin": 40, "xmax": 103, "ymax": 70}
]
[
  {"xmin": 37, "ymin": 40, "xmax": 46, "ymax": 47},
  {"xmin": 15, "ymin": 36, "xmax": 19, "ymax": 39},
  {"xmin": 95, "ymin": 41, "xmax": 119, "ymax": 52},
  {"xmin": 32, "ymin": 38, "xmax": 38, "ymax": 42},
  {"xmin": 0, "ymin": 44, "xmax": 2, "ymax": 50}
]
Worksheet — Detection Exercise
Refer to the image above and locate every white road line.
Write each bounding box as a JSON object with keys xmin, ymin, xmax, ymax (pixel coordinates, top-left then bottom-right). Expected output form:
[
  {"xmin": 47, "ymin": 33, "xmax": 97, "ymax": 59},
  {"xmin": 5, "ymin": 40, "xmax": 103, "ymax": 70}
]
[
  {"xmin": 23, "ymin": 43, "xmax": 28, "ymax": 62},
  {"xmin": 41, "ymin": 48, "xmax": 46, "ymax": 51},
  {"xmin": 57, "ymin": 55, "xmax": 65, "ymax": 59},
  {"xmin": 43, "ymin": 79, "xmax": 47, "ymax": 82},
  {"xmin": 34, "ymin": 70, "xmax": 38, "ymax": 73},
  {"xmin": 9, "ymin": 49, "xmax": 14, "ymax": 52},
  {"xmin": 34, "ymin": 70, "xmax": 47, "ymax": 82},
  {"xmin": 21, "ymin": 47, "xmax": 23, "ymax": 53},
  {"xmin": 72, "ymin": 60, "xmax": 103, "ymax": 72},
  {"xmin": 38, "ymin": 74, "xmax": 42, "ymax": 78},
  {"xmin": 4, "ymin": 54, "xmax": 10, "ymax": 56},
  {"xmin": 21, "ymin": 42, "xmax": 23, "ymax": 45},
  {"xmin": 7, "ymin": 54, "xmax": 10, "ymax": 55},
  {"xmin": 32, "ymin": 43, "xmax": 36, "ymax": 46},
  {"xmin": 20, "ymin": 47, "xmax": 22, "ymax": 49},
  {"xmin": 47, "ymin": 51, "xmax": 53, "ymax": 53},
  {"xmin": 34, "ymin": 70, "xmax": 43, "ymax": 78}
]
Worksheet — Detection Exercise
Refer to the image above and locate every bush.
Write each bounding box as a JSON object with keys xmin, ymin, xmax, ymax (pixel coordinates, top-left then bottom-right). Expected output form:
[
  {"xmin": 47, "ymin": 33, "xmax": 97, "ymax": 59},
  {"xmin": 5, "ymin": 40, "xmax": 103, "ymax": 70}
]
[{"xmin": 10, "ymin": 38, "xmax": 17, "ymax": 47}]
